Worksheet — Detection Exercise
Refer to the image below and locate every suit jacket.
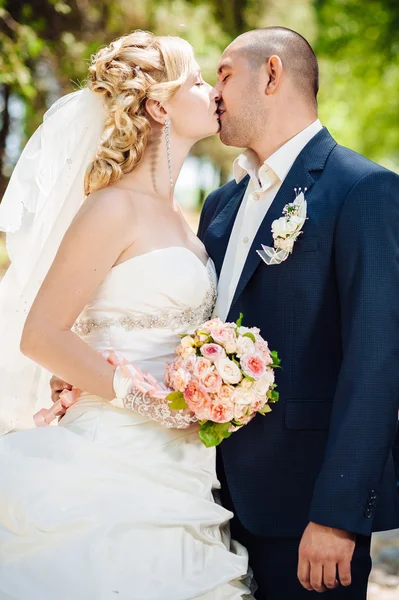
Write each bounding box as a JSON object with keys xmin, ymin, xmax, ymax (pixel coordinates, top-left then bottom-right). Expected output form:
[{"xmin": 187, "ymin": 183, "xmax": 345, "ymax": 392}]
[{"xmin": 198, "ymin": 128, "xmax": 399, "ymax": 537}]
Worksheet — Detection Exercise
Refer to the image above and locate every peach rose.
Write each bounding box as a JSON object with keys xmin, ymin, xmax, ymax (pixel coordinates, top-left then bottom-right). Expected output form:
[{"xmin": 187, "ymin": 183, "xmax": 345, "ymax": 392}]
[
  {"xmin": 200, "ymin": 343, "xmax": 226, "ymax": 362},
  {"xmin": 181, "ymin": 346, "xmax": 196, "ymax": 360},
  {"xmin": 193, "ymin": 357, "xmax": 213, "ymax": 378},
  {"xmin": 171, "ymin": 367, "xmax": 191, "ymax": 392},
  {"xmin": 210, "ymin": 398, "xmax": 234, "ymax": 423},
  {"xmin": 183, "ymin": 355, "xmax": 196, "ymax": 374},
  {"xmin": 183, "ymin": 380, "xmax": 211, "ymax": 418},
  {"xmin": 240, "ymin": 353, "xmax": 266, "ymax": 380},
  {"xmin": 217, "ymin": 384, "xmax": 235, "ymax": 401},
  {"xmin": 200, "ymin": 371, "xmax": 222, "ymax": 393}
]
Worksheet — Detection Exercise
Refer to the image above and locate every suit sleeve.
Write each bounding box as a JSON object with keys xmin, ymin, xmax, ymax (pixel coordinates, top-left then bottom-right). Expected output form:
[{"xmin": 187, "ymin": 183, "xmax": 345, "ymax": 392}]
[{"xmin": 309, "ymin": 169, "xmax": 399, "ymax": 536}]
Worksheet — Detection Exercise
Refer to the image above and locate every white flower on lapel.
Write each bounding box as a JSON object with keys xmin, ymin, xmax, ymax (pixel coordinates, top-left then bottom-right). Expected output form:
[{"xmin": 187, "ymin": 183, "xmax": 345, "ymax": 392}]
[{"xmin": 257, "ymin": 188, "xmax": 307, "ymax": 266}]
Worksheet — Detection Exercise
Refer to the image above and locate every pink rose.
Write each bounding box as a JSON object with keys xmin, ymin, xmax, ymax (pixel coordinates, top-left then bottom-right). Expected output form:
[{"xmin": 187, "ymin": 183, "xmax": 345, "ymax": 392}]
[
  {"xmin": 200, "ymin": 371, "xmax": 222, "ymax": 393},
  {"xmin": 250, "ymin": 397, "xmax": 267, "ymax": 413},
  {"xmin": 233, "ymin": 400, "xmax": 250, "ymax": 421},
  {"xmin": 211, "ymin": 326, "xmax": 237, "ymax": 349},
  {"xmin": 183, "ymin": 380, "xmax": 211, "ymax": 419},
  {"xmin": 254, "ymin": 335, "xmax": 273, "ymax": 365},
  {"xmin": 210, "ymin": 398, "xmax": 234, "ymax": 423},
  {"xmin": 215, "ymin": 357, "xmax": 242, "ymax": 385},
  {"xmin": 171, "ymin": 367, "xmax": 191, "ymax": 392},
  {"xmin": 201, "ymin": 318, "xmax": 223, "ymax": 333},
  {"xmin": 193, "ymin": 357, "xmax": 213, "ymax": 378},
  {"xmin": 200, "ymin": 343, "xmax": 226, "ymax": 362},
  {"xmin": 240, "ymin": 353, "xmax": 266, "ymax": 380}
]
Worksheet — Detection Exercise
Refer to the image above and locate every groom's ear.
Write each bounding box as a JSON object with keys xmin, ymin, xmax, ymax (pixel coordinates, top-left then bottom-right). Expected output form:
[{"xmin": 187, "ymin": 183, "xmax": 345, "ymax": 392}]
[
  {"xmin": 264, "ymin": 55, "xmax": 283, "ymax": 95},
  {"xmin": 145, "ymin": 99, "xmax": 167, "ymax": 125}
]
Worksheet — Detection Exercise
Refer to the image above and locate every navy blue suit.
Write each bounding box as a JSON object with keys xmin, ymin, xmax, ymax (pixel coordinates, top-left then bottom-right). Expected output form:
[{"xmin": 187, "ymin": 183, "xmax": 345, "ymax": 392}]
[{"xmin": 198, "ymin": 128, "xmax": 399, "ymax": 598}]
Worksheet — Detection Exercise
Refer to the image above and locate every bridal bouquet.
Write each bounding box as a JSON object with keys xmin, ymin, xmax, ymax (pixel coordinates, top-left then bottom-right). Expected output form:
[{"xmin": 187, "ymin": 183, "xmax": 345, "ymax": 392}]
[{"xmin": 166, "ymin": 314, "xmax": 280, "ymax": 447}]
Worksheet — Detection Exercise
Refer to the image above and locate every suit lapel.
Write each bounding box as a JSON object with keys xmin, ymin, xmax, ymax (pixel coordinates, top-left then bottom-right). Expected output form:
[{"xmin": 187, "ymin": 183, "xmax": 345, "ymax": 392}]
[
  {"xmin": 230, "ymin": 128, "xmax": 337, "ymax": 309},
  {"xmin": 204, "ymin": 175, "xmax": 249, "ymax": 276}
]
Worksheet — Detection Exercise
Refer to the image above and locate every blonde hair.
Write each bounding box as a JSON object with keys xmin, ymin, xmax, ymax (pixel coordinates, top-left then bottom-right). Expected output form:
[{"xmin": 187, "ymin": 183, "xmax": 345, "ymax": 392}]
[{"xmin": 84, "ymin": 31, "xmax": 195, "ymax": 195}]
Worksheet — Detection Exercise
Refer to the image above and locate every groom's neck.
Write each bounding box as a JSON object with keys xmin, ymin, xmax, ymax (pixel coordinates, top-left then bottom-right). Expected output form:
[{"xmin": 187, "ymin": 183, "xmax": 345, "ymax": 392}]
[{"xmin": 250, "ymin": 106, "xmax": 318, "ymax": 164}]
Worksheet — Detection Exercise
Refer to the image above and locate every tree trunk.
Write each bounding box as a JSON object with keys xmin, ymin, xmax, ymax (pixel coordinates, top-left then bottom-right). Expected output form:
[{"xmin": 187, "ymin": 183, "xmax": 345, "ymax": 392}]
[{"xmin": 0, "ymin": 84, "xmax": 11, "ymax": 201}]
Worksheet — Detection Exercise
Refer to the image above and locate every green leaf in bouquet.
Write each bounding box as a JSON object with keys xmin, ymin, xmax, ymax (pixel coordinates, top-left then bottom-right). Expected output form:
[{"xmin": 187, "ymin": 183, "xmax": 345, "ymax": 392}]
[
  {"xmin": 235, "ymin": 313, "xmax": 244, "ymax": 327},
  {"xmin": 231, "ymin": 354, "xmax": 241, "ymax": 365},
  {"xmin": 266, "ymin": 389, "xmax": 279, "ymax": 403},
  {"xmin": 166, "ymin": 391, "xmax": 187, "ymax": 410},
  {"xmin": 243, "ymin": 332, "xmax": 256, "ymax": 343},
  {"xmin": 198, "ymin": 421, "xmax": 232, "ymax": 448},
  {"xmin": 258, "ymin": 403, "xmax": 272, "ymax": 415},
  {"xmin": 243, "ymin": 373, "xmax": 255, "ymax": 382},
  {"xmin": 270, "ymin": 350, "xmax": 281, "ymax": 368},
  {"xmin": 178, "ymin": 332, "xmax": 190, "ymax": 338}
]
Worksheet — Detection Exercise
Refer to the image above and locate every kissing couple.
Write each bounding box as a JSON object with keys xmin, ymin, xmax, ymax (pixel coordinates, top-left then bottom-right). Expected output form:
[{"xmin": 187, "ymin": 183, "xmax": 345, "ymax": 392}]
[{"xmin": 0, "ymin": 25, "xmax": 398, "ymax": 600}]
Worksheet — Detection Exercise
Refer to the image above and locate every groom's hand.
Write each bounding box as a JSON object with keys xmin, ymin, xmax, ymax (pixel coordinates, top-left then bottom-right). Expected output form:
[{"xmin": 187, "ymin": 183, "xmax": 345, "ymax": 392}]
[
  {"xmin": 298, "ymin": 522, "xmax": 356, "ymax": 593},
  {"xmin": 50, "ymin": 375, "xmax": 72, "ymax": 405}
]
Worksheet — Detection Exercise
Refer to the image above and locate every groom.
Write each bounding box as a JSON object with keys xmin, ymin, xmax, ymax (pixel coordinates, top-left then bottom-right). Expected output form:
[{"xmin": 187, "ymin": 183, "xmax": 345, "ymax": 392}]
[{"xmin": 198, "ymin": 26, "xmax": 399, "ymax": 599}]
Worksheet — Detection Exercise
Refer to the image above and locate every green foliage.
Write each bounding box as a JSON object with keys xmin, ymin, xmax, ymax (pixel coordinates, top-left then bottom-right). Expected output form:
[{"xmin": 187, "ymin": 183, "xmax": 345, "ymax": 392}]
[
  {"xmin": 166, "ymin": 391, "xmax": 187, "ymax": 410},
  {"xmin": 0, "ymin": 0, "xmax": 398, "ymax": 198},
  {"xmin": 314, "ymin": 0, "xmax": 399, "ymax": 169},
  {"xmin": 198, "ymin": 420, "xmax": 232, "ymax": 447}
]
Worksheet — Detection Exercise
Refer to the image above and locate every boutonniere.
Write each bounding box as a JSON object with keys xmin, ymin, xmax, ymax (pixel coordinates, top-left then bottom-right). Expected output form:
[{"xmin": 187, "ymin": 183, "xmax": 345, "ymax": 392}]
[{"xmin": 257, "ymin": 187, "xmax": 308, "ymax": 266}]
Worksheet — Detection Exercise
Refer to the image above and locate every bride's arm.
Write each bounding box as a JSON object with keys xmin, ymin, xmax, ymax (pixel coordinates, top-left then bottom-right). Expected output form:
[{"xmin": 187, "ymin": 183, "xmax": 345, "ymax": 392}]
[
  {"xmin": 21, "ymin": 188, "xmax": 135, "ymax": 401},
  {"xmin": 22, "ymin": 187, "xmax": 195, "ymax": 429}
]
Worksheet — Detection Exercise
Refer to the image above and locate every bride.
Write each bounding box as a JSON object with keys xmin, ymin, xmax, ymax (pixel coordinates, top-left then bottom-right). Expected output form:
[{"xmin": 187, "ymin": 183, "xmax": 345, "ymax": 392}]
[{"xmin": 0, "ymin": 31, "xmax": 254, "ymax": 599}]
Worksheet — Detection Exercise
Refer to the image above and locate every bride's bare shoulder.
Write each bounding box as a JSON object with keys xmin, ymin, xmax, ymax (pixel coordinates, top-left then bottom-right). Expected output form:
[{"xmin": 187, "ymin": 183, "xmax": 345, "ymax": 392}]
[{"xmin": 79, "ymin": 186, "xmax": 136, "ymax": 224}]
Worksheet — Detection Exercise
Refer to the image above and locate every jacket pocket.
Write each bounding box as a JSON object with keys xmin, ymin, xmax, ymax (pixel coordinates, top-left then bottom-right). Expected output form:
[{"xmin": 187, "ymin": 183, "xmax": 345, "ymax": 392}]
[
  {"xmin": 284, "ymin": 400, "xmax": 332, "ymax": 430},
  {"xmin": 293, "ymin": 237, "xmax": 319, "ymax": 253}
]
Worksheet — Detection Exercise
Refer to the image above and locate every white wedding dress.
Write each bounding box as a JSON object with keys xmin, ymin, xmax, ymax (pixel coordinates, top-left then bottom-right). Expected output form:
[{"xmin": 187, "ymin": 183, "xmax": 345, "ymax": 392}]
[{"xmin": 0, "ymin": 247, "xmax": 254, "ymax": 600}]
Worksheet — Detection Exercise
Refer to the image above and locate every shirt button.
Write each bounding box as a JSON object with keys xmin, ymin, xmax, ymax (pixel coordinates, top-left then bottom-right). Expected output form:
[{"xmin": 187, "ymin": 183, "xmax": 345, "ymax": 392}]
[
  {"xmin": 252, "ymin": 193, "xmax": 260, "ymax": 200},
  {"xmin": 243, "ymin": 236, "xmax": 249, "ymax": 244}
]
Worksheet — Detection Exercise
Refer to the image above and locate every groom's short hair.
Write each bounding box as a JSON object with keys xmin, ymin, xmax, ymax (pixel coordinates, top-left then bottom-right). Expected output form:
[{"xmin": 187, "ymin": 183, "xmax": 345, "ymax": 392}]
[{"xmin": 237, "ymin": 27, "xmax": 319, "ymax": 105}]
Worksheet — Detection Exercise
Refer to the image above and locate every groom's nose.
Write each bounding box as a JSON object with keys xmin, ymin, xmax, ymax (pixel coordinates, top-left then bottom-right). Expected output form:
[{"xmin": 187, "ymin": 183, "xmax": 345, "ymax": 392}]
[{"xmin": 211, "ymin": 83, "xmax": 222, "ymax": 102}]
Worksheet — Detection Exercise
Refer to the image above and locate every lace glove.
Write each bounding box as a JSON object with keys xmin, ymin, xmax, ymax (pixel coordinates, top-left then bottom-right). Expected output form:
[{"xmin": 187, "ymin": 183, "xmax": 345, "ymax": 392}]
[{"xmin": 112, "ymin": 359, "xmax": 197, "ymax": 430}]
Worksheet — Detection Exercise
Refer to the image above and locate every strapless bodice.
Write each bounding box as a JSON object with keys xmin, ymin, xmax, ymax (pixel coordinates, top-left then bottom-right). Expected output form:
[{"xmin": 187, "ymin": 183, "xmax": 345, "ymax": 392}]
[{"xmin": 72, "ymin": 246, "xmax": 217, "ymax": 381}]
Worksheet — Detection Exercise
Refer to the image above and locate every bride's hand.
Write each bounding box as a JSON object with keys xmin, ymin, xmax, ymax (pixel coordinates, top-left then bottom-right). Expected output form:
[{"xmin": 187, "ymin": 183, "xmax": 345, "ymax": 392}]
[{"xmin": 49, "ymin": 375, "xmax": 72, "ymax": 405}]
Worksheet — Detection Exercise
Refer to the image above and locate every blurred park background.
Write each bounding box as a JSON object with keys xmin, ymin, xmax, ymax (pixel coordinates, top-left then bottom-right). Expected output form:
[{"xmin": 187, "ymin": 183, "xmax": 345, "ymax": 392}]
[{"xmin": 0, "ymin": 2, "xmax": 398, "ymax": 596}]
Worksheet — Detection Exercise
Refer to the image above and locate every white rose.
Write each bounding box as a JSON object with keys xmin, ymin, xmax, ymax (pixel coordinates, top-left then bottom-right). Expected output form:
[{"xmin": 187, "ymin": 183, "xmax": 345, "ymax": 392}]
[
  {"xmin": 232, "ymin": 387, "xmax": 253, "ymax": 406},
  {"xmin": 225, "ymin": 340, "xmax": 238, "ymax": 354},
  {"xmin": 253, "ymin": 369, "xmax": 275, "ymax": 396},
  {"xmin": 237, "ymin": 326, "xmax": 252, "ymax": 335},
  {"xmin": 272, "ymin": 215, "xmax": 303, "ymax": 238},
  {"xmin": 236, "ymin": 335, "xmax": 256, "ymax": 357},
  {"xmin": 181, "ymin": 335, "xmax": 194, "ymax": 348},
  {"xmin": 215, "ymin": 357, "xmax": 242, "ymax": 385}
]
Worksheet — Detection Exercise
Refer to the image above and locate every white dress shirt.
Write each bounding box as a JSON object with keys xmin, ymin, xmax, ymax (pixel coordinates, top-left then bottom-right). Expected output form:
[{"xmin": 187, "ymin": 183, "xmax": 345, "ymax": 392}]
[{"xmin": 214, "ymin": 119, "xmax": 323, "ymax": 321}]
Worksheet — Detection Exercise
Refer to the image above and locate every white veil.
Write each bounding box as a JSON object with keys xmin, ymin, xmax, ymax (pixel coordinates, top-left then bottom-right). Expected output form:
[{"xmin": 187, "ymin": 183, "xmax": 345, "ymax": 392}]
[{"xmin": 0, "ymin": 88, "xmax": 107, "ymax": 434}]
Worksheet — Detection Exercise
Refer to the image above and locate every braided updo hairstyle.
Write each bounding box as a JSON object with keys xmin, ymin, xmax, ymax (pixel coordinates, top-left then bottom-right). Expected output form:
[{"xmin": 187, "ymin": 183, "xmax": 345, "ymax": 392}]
[{"xmin": 84, "ymin": 31, "xmax": 195, "ymax": 195}]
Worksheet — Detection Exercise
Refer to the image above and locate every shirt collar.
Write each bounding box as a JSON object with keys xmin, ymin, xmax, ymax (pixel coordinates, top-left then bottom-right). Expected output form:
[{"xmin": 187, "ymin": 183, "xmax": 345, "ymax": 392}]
[{"xmin": 233, "ymin": 119, "xmax": 323, "ymax": 186}]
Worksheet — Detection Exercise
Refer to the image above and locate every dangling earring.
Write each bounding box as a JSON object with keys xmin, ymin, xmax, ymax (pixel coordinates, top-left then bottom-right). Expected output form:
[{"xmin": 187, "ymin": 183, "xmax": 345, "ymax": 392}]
[{"xmin": 164, "ymin": 118, "xmax": 173, "ymax": 189}]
